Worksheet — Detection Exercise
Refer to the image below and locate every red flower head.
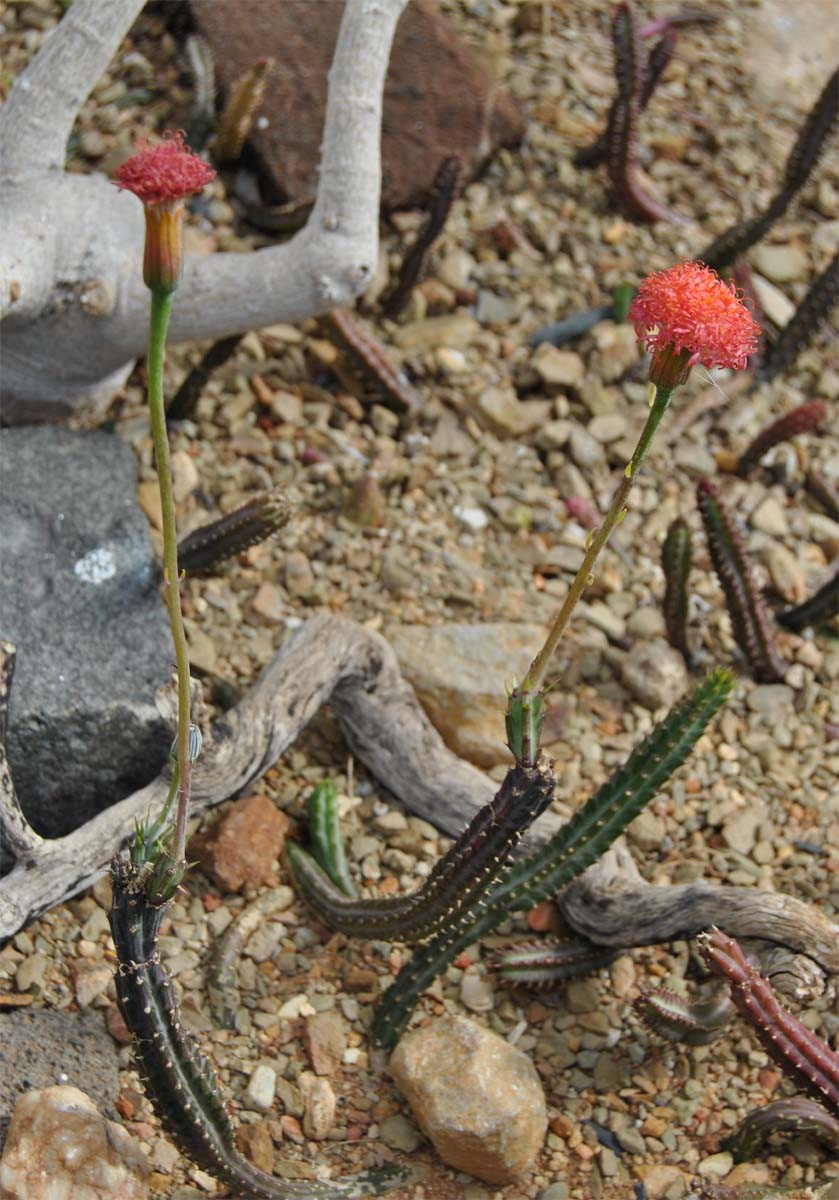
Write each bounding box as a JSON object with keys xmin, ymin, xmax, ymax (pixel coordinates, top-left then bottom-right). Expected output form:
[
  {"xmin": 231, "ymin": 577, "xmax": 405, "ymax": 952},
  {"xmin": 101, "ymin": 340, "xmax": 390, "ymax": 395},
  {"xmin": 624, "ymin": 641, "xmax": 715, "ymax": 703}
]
[
  {"xmin": 114, "ymin": 131, "xmax": 216, "ymax": 293},
  {"xmin": 629, "ymin": 261, "xmax": 760, "ymax": 390},
  {"xmin": 114, "ymin": 130, "xmax": 216, "ymax": 208}
]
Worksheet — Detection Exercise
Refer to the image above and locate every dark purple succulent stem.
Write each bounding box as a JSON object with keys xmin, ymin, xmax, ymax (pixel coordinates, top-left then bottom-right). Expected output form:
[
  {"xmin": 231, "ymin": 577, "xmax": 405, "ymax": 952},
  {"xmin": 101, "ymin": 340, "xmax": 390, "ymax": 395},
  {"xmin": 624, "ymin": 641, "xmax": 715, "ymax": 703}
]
[
  {"xmin": 804, "ymin": 468, "xmax": 839, "ymax": 521},
  {"xmin": 382, "ymin": 154, "xmax": 465, "ymax": 318},
  {"xmin": 166, "ymin": 334, "xmax": 243, "ymax": 423},
  {"xmin": 604, "ymin": 4, "xmax": 685, "ymax": 223},
  {"xmin": 757, "ymin": 252, "xmax": 839, "ymax": 384},
  {"xmin": 703, "ymin": 68, "xmax": 838, "ymax": 272},
  {"xmin": 777, "ymin": 565, "xmax": 839, "ymax": 632},
  {"xmin": 177, "ymin": 489, "xmax": 293, "ymax": 576},
  {"xmin": 662, "ymin": 517, "xmax": 693, "ymax": 665},
  {"xmin": 723, "ymin": 1096, "xmax": 839, "ymax": 1162},
  {"xmin": 696, "ymin": 478, "xmax": 786, "ymax": 682}
]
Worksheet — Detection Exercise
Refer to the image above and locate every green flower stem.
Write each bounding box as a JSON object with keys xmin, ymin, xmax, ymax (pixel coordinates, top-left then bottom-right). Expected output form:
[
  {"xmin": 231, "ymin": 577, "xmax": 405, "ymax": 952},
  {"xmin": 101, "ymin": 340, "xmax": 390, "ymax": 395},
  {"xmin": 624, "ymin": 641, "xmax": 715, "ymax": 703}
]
[
  {"xmin": 148, "ymin": 288, "xmax": 192, "ymax": 866},
  {"xmin": 524, "ymin": 383, "xmax": 674, "ymax": 694}
]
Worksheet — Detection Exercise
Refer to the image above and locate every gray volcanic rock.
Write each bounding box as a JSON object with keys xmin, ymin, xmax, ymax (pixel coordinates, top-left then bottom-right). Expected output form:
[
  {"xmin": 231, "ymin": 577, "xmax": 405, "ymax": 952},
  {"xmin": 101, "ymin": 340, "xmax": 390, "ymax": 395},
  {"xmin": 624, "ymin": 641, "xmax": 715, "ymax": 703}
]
[
  {"xmin": 0, "ymin": 1008, "xmax": 121, "ymax": 1147},
  {"xmin": 0, "ymin": 427, "xmax": 172, "ymax": 848}
]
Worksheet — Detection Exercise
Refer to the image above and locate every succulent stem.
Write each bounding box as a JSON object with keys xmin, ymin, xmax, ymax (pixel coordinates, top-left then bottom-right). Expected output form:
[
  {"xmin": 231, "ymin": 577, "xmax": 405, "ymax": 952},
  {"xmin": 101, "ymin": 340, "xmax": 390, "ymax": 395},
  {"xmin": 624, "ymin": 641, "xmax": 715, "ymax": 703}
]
[
  {"xmin": 371, "ymin": 670, "xmax": 732, "ymax": 1048},
  {"xmin": 382, "ymin": 154, "xmax": 464, "ymax": 318},
  {"xmin": 662, "ymin": 517, "xmax": 693, "ymax": 664},
  {"xmin": 178, "ymin": 488, "xmax": 293, "ymax": 576},
  {"xmin": 696, "ymin": 478, "xmax": 786, "ymax": 682},
  {"xmin": 698, "ymin": 928, "xmax": 839, "ymax": 1115},
  {"xmin": 735, "ymin": 400, "xmax": 828, "ymax": 476}
]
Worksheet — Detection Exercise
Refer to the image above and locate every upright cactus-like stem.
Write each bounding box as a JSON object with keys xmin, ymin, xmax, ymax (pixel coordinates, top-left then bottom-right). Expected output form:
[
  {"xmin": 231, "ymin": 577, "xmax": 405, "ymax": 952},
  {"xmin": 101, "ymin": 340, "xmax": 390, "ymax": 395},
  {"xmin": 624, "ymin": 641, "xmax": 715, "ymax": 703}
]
[
  {"xmin": 109, "ymin": 832, "xmax": 410, "ymax": 1198},
  {"xmin": 211, "ymin": 57, "xmax": 275, "ymax": 165},
  {"xmin": 702, "ymin": 68, "xmax": 838, "ymax": 272},
  {"xmin": 757, "ymin": 252, "xmax": 839, "ymax": 384},
  {"xmin": 696, "ymin": 478, "xmax": 786, "ymax": 682},
  {"xmin": 698, "ymin": 929, "xmax": 839, "ymax": 1115},
  {"xmin": 662, "ymin": 517, "xmax": 693, "ymax": 664},
  {"xmin": 381, "ymin": 154, "xmax": 464, "ymax": 318},
  {"xmin": 604, "ymin": 4, "xmax": 684, "ymax": 223},
  {"xmin": 304, "ymin": 781, "xmax": 358, "ymax": 898},
  {"xmin": 166, "ymin": 334, "xmax": 243, "ymax": 423},
  {"xmin": 575, "ymin": 27, "xmax": 676, "ymax": 169}
]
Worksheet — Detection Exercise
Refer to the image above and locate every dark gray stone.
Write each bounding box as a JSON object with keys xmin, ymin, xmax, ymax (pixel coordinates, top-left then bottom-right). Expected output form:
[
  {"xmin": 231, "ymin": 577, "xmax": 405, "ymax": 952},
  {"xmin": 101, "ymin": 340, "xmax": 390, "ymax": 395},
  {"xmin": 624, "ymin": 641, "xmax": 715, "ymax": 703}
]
[
  {"xmin": 0, "ymin": 427, "xmax": 172, "ymax": 846},
  {"xmin": 0, "ymin": 1007, "xmax": 121, "ymax": 1147}
]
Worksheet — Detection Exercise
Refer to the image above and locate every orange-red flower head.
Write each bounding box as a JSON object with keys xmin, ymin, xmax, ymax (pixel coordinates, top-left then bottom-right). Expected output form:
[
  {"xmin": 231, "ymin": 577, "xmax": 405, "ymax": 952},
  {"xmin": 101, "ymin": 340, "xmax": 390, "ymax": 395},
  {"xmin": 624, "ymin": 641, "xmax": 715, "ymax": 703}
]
[
  {"xmin": 114, "ymin": 130, "xmax": 216, "ymax": 209},
  {"xmin": 114, "ymin": 131, "xmax": 216, "ymax": 294},
  {"xmin": 629, "ymin": 261, "xmax": 760, "ymax": 389}
]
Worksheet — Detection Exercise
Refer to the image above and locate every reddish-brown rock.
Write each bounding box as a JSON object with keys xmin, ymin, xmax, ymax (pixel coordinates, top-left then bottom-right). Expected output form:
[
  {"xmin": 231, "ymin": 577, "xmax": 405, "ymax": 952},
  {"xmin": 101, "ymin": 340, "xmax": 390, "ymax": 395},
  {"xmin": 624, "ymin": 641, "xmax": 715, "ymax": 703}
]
[
  {"xmin": 188, "ymin": 794, "xmax": 290, "ymax": 893},
  {"xmin": 189, "ymin": 0, "xmax": 523, "ymax": 211}
]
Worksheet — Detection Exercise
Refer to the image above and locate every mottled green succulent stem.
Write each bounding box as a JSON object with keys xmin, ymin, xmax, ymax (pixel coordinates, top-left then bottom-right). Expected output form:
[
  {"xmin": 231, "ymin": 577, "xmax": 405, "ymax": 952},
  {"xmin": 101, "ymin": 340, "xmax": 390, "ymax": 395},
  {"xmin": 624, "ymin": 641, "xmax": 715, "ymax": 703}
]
[{"xmin": 148, "ymin": 289, "xmax": 192, "ymax": 866}]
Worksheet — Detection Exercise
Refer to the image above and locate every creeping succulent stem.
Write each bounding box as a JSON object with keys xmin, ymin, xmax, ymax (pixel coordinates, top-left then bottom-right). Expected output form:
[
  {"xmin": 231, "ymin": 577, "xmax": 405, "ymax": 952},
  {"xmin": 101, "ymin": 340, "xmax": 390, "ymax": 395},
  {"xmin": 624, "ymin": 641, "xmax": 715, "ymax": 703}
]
[{"xmin": 698, "ymin": 928, "xmax": 839, "ymax": 1115}]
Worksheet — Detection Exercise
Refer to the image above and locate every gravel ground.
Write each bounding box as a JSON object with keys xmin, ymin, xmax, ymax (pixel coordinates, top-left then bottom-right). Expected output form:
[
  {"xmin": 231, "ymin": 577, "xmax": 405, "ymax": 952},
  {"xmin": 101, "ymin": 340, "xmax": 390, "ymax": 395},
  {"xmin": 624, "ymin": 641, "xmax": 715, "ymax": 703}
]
[{"xmin": 1, "ymin": 1, "xmax": 837, "ymax": 1197}]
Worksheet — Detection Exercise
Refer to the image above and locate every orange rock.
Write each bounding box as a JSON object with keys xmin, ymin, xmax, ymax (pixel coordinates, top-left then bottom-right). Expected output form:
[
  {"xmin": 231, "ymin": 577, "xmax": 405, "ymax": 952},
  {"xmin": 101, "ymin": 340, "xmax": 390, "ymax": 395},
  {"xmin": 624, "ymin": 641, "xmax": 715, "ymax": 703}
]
[{"xmin": 188, "ymin": 794, "xmax": 290, "ymax": 893}]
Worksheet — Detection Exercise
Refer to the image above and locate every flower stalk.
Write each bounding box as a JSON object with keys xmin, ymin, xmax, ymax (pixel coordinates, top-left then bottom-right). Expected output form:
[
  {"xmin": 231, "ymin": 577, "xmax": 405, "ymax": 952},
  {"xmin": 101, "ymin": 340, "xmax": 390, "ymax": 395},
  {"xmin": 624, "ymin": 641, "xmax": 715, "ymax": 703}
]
[
  {"xmin": 146, "ymin": 289, "xmax": 194, "ymax": 863},
  {"xmin": 515, "ymin": 261, "xmax": 759, "ymax": 757},
  {"xmin": 114, "ymin": 131, "xmax": 217, "ymax": 865},
  {"xmin": 522, "ymin": 381, "xmax": 673, "ymax": 698}
]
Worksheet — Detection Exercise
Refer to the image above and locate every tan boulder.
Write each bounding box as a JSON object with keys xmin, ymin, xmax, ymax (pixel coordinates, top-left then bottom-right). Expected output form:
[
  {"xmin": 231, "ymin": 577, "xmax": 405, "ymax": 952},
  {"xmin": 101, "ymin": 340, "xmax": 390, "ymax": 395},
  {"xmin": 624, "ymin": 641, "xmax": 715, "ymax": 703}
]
[
  {"xmin": 386, "ymin": 623, "xmax": 545, "ymax": 767},
  {"xmin": 0, "ymin": 1085, "xmax": 148, "ymax": 1200},
  {"xmin": 389, "ymin": 1015, "xmax": 546, "ymax": 1184}
]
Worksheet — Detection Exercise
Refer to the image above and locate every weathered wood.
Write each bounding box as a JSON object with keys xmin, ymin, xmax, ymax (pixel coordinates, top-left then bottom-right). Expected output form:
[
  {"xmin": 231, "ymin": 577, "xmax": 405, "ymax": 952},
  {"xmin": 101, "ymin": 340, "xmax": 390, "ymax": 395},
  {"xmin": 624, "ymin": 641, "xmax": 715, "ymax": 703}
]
[{"xmin": 1, "ymin": 617, "xmax": 836, "ymax": 992}]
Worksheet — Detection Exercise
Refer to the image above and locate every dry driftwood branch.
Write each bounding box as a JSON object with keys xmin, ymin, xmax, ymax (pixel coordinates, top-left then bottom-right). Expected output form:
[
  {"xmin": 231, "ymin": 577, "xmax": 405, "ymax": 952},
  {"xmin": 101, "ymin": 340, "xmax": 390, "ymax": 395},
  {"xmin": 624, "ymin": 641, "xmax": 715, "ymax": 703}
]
[
  {"xmin": 0, "ymin": 0, "xmax": 409, "ymax": 423},
  {"xmin": 1, "ymin": 617, "xmax": 836, "ymax": 999}
]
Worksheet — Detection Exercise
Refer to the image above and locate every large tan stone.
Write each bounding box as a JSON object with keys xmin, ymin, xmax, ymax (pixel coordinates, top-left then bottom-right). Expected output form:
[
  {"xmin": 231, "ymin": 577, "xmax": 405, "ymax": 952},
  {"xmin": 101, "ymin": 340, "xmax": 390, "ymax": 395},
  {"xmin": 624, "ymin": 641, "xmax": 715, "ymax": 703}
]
[
  {"xmin": 0, "ymin": 1085, "xmax": 148, "ymax": 1200},
  {"xmin": 389, "ymin": 1015, "xmax": 546, "ymax": 1184},
  {"xmin": 386, "ymin": 623, "xmax": 545, "ymax": 767}
]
